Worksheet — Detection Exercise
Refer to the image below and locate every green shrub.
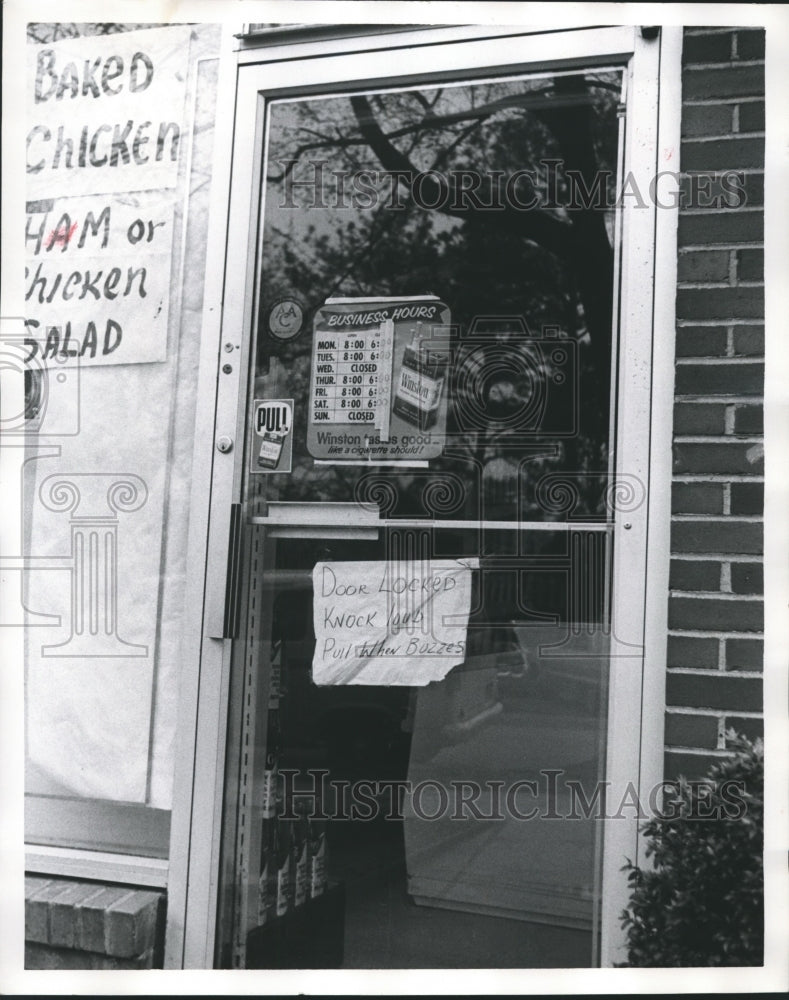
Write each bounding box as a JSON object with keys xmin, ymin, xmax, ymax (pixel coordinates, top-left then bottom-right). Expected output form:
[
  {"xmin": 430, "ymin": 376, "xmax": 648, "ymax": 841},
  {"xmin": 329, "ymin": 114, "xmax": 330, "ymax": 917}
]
[{"xmin": 620, "ymin": 731, "xmax": 763, "ymax": 966}]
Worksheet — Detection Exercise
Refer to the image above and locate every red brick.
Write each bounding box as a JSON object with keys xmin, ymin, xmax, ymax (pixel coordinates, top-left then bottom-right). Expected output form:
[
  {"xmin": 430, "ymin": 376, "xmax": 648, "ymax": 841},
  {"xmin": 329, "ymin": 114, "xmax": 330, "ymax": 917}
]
[
  {"xmin": 736, "ymin": 29, "xmax": 765, "ymax": 60},
  {"xmin": 105, "ymin": 890, "xmax": 162, "ymax": 958},
  {"xmin": 677, "ymin": 250, "xmax": 730, "ymax": 282},
  {"xmin": 671, "ymin": 519, "xmax": 763, "ymax": 554},
  {"xmin": 678, "ymin": 210, "xmax": 763, "ymax": 245},
  {"xmin": 741, "ymin": 172, "xmax": 763, "ymax": 206},
  {"xmin": 673, "ymin": 402, "xmax": 727, "ymax": 435},
  {"xmin": 676, "ymin": 286, "xmax": 764, "ymax": 320},
  {"xmin": 675, "ymin": 326, "xmax": 728, "ymax": 358},
  {"xmin": 77, "ymin": 885, "xmax": 132, "ymax": 954},
  {"xmin": 665, "ymin": 712, "xmax": 719, "ymax": 749},
  {"xmin": 730, "ymin": 562, "xmax": 763, "ymax": 594},
  {"xmin": 25, "ymin": 943, "xmax": 155, "ymax": 970},
  {"xmin": 25, "ymin": 878, "xmax": 55, "ymax": 944},
  {"xmin": 664, "ymin": 750, "xmax": 723, "ymax": 781},
  {"xmin": 733, "ymin": 404, "xmax": 763, "ymax": 435},
  {"xmin": 671, "ymin": 483, "xmax": 724, "ymax": 515},
  {"xmin": 681, "ymin": 137, "xmax": 765, "ymax": 171},
  {"xmin": 724, "ymin": 716, "xmax": 763, "ymax": 741},
  {"xmin": 732, "ymin": 326, "xmax": 764, "ymax": 357},
  {"xmin": 667, "ymin": 634, "xmax": 719, "ymax": 669},
  {"xmin": 673, "ymin": 442, "xmax": 763, "ymax": 475},
  {"xmin": 49, "ymin": 883, "xmax": 104, "ymax": 949},
  {"xmin": 97, "ymin": 948, "xmax": 155, "ymax": 970},
  {"xmin": 25, "ymin": 875, "xmax": 48, "ymax": 896},
  {"xmin": 666, "ymin": 672, "xmax": 763, "ymax": 711},
  {"xmin": 680, "ymin": 104, "xmax": 733, "ymax": 138},
  {"xmin": 738, "ymin": 101, "xmax": 765, "ymax": 132},
  {"xmin": 669, "ymin": 596, "xmax": 763, "ymax": 632},
  {"xmin": 26, "ymin": 881, "xmax": 84, "ymax": 945},
  {"xmin": 674, "ymin": 362, "xmax": 764, "ymax": 396},
  {"xmin": 736, "ymin": 248, "xmax": 763, "ymax": 281},
  {"xmin": 683, "ymin": 32, "xmax": 734, "ymax": 63},
  {"xmin": 683, "ymin": 65, "xmax": 765, "ymax": 99},
  {"xmin": 679, "ymin": 172, "xmax": 748, "ymax": 211},
  {"xmin": 730, "ymin": 481, "xmax": 763, "ymax": 515},
  {"xmin": 726, "ymin": 637, "xmax": 763, "ymax": 670},
  {"xmin": 670, "ymin": 559, "xmax": 721, "ymax": 592}
]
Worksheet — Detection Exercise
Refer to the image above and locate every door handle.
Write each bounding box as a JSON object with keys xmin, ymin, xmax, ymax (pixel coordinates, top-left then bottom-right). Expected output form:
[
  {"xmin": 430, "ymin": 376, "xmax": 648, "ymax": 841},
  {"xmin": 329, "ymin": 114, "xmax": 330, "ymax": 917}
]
[
  {"xmin": 251, "ymin": 501, "xmax": 381, "ymax": 539},
  {"xmin": 221, "ymin": 502, "xmax": 244, "ymax": 639}
]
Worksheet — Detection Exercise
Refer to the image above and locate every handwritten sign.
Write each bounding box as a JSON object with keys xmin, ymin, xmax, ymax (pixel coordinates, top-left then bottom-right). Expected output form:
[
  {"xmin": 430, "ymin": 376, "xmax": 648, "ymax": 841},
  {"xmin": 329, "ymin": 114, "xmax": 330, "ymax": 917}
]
[
  {"xmin": 26, "ymin": 27, "xmax": 190, "ymax": 199},
  {"xmin": 25, "ymin": 27, "xmax": 190, "ymax": 366},
  {"xmin": 308, "ymin": 297, "xmax": 451, "ymax": 464},
  {"xmin": 312, "ymin": 559, "xmax": 473, "ymax": 686},
  {"xmin": 25, "ymin": 192, "xmax": 174, "ymax": 365}
]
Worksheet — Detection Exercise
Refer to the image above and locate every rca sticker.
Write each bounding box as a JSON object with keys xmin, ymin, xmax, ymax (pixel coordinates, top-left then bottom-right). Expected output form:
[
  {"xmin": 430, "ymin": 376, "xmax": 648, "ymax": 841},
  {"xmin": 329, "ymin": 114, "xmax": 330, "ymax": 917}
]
[{"xmin": 251, "ymin": 399, "xmax": 293, "ymax": 474}]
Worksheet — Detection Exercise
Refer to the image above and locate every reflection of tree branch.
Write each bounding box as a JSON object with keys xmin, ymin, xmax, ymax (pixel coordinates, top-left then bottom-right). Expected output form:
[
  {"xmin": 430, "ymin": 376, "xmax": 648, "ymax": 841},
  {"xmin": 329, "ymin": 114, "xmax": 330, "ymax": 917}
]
[
  {"xmin": 323, "ymin": 194, "xmax": 414, "ymax": 300},
  {"xmin": 271, "ymin": 112, "xmax": 487, "ymax": 300},
  {"xmin": 268, "ymin": 89, "xmax": 561, "ymax": 182},
  {"xmin": 354, "ymin": 87, "xmax": 590, "ymax": 134},
  {"xmin": 410, "ymin": 91, "xmax": 437, "ymax": 116},
  {"xmin": 270, "ymin": 225, "xmax": 328, "ymax": 278},
  {"xmin": 269, "ymin": 80, "xmax": 616, "ymax": 420},
  {"xmin": 349, "ymin": 94, "xmax": 571, "ymax": 258},
  {"xmin": 429, "ymin": 119, "xmax": 485, "ymax": 172},
  {"xmin": 349, "ymin": 83, "xmax": 615, "ymax": 439},
  {"xmin": 529, "ymin": 75, "xmax": 615, "ymax": 378}
]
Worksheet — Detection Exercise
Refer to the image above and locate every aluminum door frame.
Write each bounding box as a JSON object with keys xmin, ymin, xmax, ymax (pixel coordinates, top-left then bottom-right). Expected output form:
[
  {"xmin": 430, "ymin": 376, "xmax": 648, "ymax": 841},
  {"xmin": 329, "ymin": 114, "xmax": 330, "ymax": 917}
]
[{"xmin": 165, "ymin": 22, "xmax": 681, "ymax": 970}]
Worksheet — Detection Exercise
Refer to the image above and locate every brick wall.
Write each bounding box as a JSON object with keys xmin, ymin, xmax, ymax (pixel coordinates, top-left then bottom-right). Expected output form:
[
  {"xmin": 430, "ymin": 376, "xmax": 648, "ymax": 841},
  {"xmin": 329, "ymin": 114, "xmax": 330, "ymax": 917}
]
[
  {"xmin": 25, "ymin": 876, "xmax": 166, "ymax": 969},
  {"xmin": 666, "ymin": 26, "xmax": 765, "ymax": 779}
]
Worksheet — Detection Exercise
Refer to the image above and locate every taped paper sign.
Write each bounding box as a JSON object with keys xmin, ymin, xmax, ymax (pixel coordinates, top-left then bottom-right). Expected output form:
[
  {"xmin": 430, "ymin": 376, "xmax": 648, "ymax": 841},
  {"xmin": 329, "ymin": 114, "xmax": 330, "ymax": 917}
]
[
  {"xmin": 25, "ymin": 192, "xmax": 175, "ymax": 366},
  {"xmin": 312, "ymin": 559, "xmax": 473, "ymax": 686},
  {"xmin": 25, "ymin": 26, "xmax": 190, "ymax": 366},
  {"xmin": 26, "ymin": 26, "xmax": 190, "ymax": 199}
]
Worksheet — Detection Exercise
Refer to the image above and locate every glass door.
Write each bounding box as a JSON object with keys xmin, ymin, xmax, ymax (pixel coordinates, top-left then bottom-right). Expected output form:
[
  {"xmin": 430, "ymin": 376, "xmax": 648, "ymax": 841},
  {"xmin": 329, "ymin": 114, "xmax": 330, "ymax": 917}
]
[{"xmin": 202, "ymin": 26, "xmax": 660, "ymax": 971}]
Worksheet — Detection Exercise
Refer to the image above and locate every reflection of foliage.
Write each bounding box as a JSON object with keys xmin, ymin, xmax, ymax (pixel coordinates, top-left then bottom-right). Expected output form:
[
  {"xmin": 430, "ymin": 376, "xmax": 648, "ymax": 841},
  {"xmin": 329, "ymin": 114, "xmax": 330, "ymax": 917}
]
[
  {"xmin": 27, "ymin": 23, "xmax": 162, "ymax": 43},
  {"xmin": 260, "ymin": 71, "xmax": 622, "ymax": 515}
]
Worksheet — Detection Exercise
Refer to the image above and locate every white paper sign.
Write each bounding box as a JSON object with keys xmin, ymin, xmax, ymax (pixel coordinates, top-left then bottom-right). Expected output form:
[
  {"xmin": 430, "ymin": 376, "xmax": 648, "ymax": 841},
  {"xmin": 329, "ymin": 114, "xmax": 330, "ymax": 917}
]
[
  {"xmin": 26, "ymin": 26, "xmax": 190, "ymax": 199},
  {"xmin": 25, "ymin": 26, "xmax": 190, "ymax": 366},
  {"xmin": 25, "ymin": 192, "xmax": 174, "ymax": 365},
  {"xmin": 312, "ymin": 559, "xmax": 473, "ymax": 686}
]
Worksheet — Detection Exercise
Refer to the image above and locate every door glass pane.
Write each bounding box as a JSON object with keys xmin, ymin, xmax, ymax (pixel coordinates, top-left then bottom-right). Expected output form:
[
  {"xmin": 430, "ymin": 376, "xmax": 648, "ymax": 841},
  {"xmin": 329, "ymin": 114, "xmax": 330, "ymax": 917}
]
[
  {"xmin": 219, "ymin": 525, "xmax": 611, "ymax": 968},
  {"xmin": 217, "ymin": 62, "xmax": 624, "ymax": 969},
  {"xmin": 252, "ymin": 68, "xmax": 623, "ymax": 521}
]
